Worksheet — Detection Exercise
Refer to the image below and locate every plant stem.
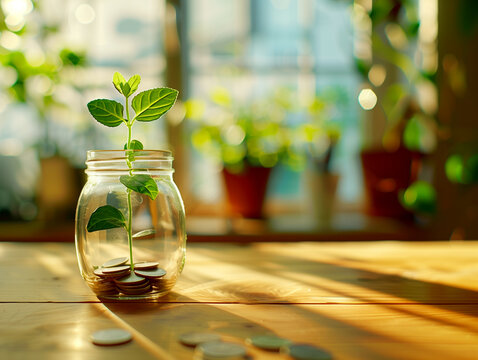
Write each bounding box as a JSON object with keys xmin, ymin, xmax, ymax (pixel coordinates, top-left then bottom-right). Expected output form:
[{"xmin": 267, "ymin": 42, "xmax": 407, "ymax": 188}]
[
  {"xmin": 125, "ymin": 95, "xmax": 134, "ymax": 270},
  {"xmin": 126, "ymin": 97, "xmax": 132, "ymax": 148},
  {"xmin": 127, "ymin": 189, "xmax": 134, "ymax": 271}
]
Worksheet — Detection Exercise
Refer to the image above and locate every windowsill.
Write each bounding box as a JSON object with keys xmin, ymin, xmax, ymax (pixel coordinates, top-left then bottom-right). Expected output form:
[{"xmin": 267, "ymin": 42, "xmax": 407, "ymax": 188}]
[{"xmin": 0, "ymin": 211, "xmax": 428, "ymax": 242}]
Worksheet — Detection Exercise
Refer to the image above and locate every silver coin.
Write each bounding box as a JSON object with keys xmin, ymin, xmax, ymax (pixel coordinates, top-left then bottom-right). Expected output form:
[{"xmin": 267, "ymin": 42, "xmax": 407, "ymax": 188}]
[
  {"xmin": 247, "ymin": 335, "xmax": 292, "ymax": 351},
  {"xmin": 118, "ymin": 286, "xmax": 152, "ymax": 295},
  {"xmin": 134, "ymin": 268, "xmax": 167, "ymax": 279},
  {"xmin": 102, "ymin": 257, "xmax": 128, "ymax": 268},
  {"xmin": 114, "ymin": 272, "xmax": 147, "ymax": 285},
  {"xmin": 284, "ymin": 344, "xmax": 333, "ymax": 360},
  {"xmin": 134, "ymin": 261, "xmax": 159, "ymax": 270},
  {"xmin": 179, "ymin": 332, "xmax": 222, "ymax": 347},
  {"xmin": 102, "ymin": 265, "xmax": 131, "ymax": 274},
  {"xmin": 197, "ymin": 341, "xmax": 246, "ymax": 359},
  {"xmin": 116, "ymin": 281, "xmax": 151, "ymax": 291},
  {"xmin": 94, "ymin": 268, "xmax": 130, "ymax": 278},
  {"xmin": 91, "ymin": 328, "xmax": 132, "ymax": 346}
]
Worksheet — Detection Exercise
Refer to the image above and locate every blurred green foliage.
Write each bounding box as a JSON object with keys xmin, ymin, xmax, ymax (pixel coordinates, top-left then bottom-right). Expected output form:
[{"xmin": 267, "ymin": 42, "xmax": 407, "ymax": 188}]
[
  {"xmin": 0, "ymin": 0, "xmax": 86, "ymax": 153},
  {"xmin": 400, "ymin": 180, "xmax": 436, "ymax": 214},
  {"xmin": 185, "ymin": 87, "xmax": 341, "ymax": 173}
]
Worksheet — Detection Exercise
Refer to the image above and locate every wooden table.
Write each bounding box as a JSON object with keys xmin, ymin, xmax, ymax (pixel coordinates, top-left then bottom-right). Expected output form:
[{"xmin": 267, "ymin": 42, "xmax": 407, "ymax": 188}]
[{"xmin": 1, "ymin": 241, "xmax": 478, "ymax": 359}]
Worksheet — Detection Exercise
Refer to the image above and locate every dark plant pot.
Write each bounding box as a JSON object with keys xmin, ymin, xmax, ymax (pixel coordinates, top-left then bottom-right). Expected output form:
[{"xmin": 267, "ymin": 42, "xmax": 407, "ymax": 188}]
[
  {"xmin": 361, "ymin": 147, "xmax": 422, "ymax": 219},
  {"xmin": 222, "ymin": 165, "xmax": 272, "ymax": 219}
]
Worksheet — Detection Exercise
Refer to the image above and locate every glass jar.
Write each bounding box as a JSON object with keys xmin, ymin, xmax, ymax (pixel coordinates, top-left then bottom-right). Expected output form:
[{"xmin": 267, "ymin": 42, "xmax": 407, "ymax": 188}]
[{"xmin": 75, "ymin": 150, "xmax": 186, "ymax": 300}]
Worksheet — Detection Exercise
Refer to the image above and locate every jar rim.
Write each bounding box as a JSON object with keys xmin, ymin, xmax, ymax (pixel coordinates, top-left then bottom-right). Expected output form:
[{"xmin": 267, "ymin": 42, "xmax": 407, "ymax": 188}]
[
  {"xmin": 87, "ymin": 149, "xmax": 173, "ymax": 161},
  {"xmin": 85, "ymin": 150, "xmax": 174, "ymax": 175}
]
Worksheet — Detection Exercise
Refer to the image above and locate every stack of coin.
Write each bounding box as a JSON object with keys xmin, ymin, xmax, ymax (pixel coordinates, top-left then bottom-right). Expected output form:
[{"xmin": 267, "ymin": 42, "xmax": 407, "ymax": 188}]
[
  {"xmin": 114, "ymin": 272, "xmax": 152, "ymax": 295},
  {"xmin": 89, "ymin": 257, "xmax": 167, "ymax": 296},
  {"xmin": 134, "ymin": 266, "xmax": 167, "ymax": 289}
]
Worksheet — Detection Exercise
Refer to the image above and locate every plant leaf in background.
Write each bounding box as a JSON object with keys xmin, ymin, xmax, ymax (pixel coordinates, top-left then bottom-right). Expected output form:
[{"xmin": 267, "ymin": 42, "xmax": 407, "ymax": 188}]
[
  {"xmin": 87, "ymin": 99, "xmax": 125, "ymax": 127},
  {"xmin": 132, "ymin": 88, "xmax": 178, "ymax": 122},
  {"xmin": 400, "ymin": 181, "xmax": 436, "ymax": 214},
  {"xmin": 87, "ymin": 205, "xmax": 126, "ymax": 232},
  {"xmin": 124, "ymin": 140, "xmax": 144, "ymax": 150},
  {"xmin": 120, "ymin": 174, "xmax": 159, "ymax": 200},
  {"xmin": 446, "ymin": 153, "xmax": 478, "ymax": 184}
]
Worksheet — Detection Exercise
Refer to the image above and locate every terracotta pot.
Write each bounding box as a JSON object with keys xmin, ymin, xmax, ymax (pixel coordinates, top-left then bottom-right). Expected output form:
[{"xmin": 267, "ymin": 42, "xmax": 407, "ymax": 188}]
[
  {"xmin": 361, "ymin": 148, "xmax": 421, "ymax": 219},
  {"xmin": 222, "ymin": 165, "xmax": 272, "ymax": 219}
]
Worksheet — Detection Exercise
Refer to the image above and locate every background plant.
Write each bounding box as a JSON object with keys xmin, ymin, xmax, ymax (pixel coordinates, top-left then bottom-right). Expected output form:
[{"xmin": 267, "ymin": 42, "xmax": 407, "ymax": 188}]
[
  {"xmin": 85, "ymin": 72, "xmax": 178, "ymax": 271},
  {"xmin": 185, "ymin": 87, "xmax": 342, "ymax": 173}
]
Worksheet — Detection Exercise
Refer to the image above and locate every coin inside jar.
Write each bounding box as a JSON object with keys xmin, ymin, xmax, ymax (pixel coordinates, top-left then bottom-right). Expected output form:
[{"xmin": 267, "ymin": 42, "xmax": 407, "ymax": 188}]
[
  {"xmin": 102, "ymin": 265, "xmax": 131, "ymax": 274},
  {"xmin": 114, "ymin": 272, "xmax": 148, "ymax": 285},
  {"xmin": 134, "ymin": 268, "xmax": 166, "ymax": 278},
  {"xmin": 134, "ymin": 261, "xmax": 159, "ymax": 270},
  {"xmin": 101, "ymin": 257, "xmax": 128, "ymax": 268}
]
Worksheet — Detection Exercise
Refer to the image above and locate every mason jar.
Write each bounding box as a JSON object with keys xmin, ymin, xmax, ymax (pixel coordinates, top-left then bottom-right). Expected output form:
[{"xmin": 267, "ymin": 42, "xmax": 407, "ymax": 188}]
[{"xmin": 75, "ymin": 150, "xmax": 186, "ymax": 300}]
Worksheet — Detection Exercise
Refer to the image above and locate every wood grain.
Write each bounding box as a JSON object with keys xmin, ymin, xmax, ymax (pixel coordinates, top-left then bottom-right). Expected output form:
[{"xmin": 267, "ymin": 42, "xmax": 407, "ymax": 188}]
[
  {"xmin": 2, "ymin": 302, "xmax": 478, "ymax": 360},
  {"xmin": 1, "ymin": 241, "xmax": 478, "ymax": 359},
  {"xmin": 2, "ymin": 241, "xmax": 478, "ymax": 304}
]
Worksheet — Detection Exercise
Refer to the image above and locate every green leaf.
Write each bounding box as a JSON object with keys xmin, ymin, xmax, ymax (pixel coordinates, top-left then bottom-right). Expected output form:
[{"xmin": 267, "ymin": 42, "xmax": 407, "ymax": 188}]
[
  {"xmin": 87, "ymin": 205, "xmax": 126, "ymax": 232},
  {"xmin": 87, "ymin": 99, "xmax": 125, "ymax": 127},
  {"xmin": 132, "ymin": 229, "xmax": 155, "ymax": 239},
  {"xmin": 127, "ymin": 75, "xmax": 141, "ymax": 96},
  {"xmin": 113, "ymin": 72, "xmax": 126, "ymax": 94},
  {"xmin": 132, "ymin": 87, "xmax": 178, "ymax": 122},
  {"xmin": 123, "ymin": 140, "xmax": 144, "ymax": 150},
  {"xmin": 120, "ymin": 174, "xmax": 159, "ymax": 200}
]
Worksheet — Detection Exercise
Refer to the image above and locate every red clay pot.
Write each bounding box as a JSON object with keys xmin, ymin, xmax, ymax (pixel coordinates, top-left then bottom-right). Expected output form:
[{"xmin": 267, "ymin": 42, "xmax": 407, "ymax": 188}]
[
  {"xmin": 361, "ymin": 147, "xmax": 422, "ymax": 219},
  {"xmin": 222, "ymin": 165, "xmax": 272, "ymax": 219}
]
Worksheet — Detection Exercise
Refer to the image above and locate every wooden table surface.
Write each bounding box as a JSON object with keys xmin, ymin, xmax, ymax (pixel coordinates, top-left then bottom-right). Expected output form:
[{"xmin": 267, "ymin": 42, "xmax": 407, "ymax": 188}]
[{"xmin": 1, "ymin": 240, "xmax": 478, "ymax": 360}]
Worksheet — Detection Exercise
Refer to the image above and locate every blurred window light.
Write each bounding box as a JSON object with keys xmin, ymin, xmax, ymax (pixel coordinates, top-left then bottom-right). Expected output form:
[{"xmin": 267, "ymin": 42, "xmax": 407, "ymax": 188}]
[
  {"xmin": 0, "ymin": 138, "xmax": 24, "ymax": 157},
  {"xmin": 0, "ymin": 31, "xmax": 21, "ymax": 50},
  {"xmin": 385, "ymin": 23, "xmax": 408, "ymax": 50},
  {"xmin": 0, "ymin": 66, "xmax": 18, "ymax": 87},
  {"xmin": 1, "ymin": 0, "xmax": 33, "ymax": 16},
  {"xmin": 25, "ymin": 46, "xmax": 46, "ymax": 67},
  {"xmin": 75, "ymin": 3, "xmax": 95, "ymax": 24},
  {"xmin": 358, "ymin": 88, "xmax": 377, "ymax": 110},
  {"xmin": 5, "ymin": 14, "xmax": 25, "ymax": 31},
  {"xmin": 368, "ymin": 64, "xmax": 386, "ymax": 87}
]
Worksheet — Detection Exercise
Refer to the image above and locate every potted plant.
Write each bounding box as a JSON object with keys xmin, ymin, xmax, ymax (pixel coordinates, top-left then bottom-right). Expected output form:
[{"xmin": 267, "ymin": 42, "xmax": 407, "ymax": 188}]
[
  {"xmin": 354, "ymin": 0, "xmax": 437, "ymax": 219},
  {"xmin": 75, "ymin": 72, "xmax": 185, "ymax": 300},
  {"xmin": 296, "ymin": 93, "xmax": 342, "ymax": 227},
  {"xmin": 185, "ymin": 87, "xmax": 341, "ymax": 219}
]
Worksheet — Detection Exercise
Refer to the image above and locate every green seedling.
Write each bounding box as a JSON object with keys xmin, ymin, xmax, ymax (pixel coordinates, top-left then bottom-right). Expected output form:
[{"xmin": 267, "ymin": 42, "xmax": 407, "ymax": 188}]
[{"xmin": 86, "ymin": 72, "xmax": 178, "ymax": 270}]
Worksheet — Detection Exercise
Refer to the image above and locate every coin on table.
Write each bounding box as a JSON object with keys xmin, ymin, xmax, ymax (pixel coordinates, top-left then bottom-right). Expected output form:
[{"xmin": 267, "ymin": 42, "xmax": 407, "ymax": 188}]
[
  {"xmin": 102, "ymin": 257, "xmax": 128, "ymax": 268},
  {"xmin": 197, "ymin": 341, "xmax": 247, "ymax": 359},
  {"xmin": 246, "ymin": 334, "xmax": 292, "ymax": 351},
  {"xmin": 179, "ymin": 332, "xmax": 222, "ymax": 347},
  {"xmin": 134, "ymin": 261, "xmax": 159, "ymax": 270},
  {"xmin": 114, "ymin": 272, "xmax": 148, "ymax": 285},
  {"xmin": 283, "ymin": 344, "xmax": 333, "ymax": 360},
  {"xmin": 91, "ymin": 328, "xmax": 132, "ymax": 346},
  {"xmin": 134, "ymin": 268, "xmax": 166, "ymax": 278}
]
